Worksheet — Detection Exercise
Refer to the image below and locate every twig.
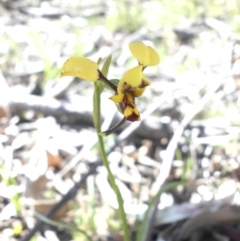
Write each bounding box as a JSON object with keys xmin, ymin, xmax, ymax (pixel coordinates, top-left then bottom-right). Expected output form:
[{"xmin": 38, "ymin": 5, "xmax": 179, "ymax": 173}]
[
  {"xmin": 19, "ymin": 160, "xmax": 101, "ymax": 241},
  {"xmin": 8, "ymin": 92, "xmax": 168, "ymax": 140},
  {"xmin": 55, "ymin": 135, "xmax": 98, "ymax": 179}
]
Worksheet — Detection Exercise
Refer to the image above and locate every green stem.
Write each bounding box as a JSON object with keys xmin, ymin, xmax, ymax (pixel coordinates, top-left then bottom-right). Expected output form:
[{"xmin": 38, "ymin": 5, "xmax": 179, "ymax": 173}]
[{"xmin": 93, "ymin": 82, "xmax": 130, "ymax": 241}]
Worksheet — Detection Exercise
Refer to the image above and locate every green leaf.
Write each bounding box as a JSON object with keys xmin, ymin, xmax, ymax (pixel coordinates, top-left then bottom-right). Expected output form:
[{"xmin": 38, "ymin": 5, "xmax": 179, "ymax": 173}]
[
  {"xmin": 101, "ymin": 55, "xmax": 112, "ymax": 77},
  {"xmin": 98, "ymin": 55, "xmax": 112, "ymax": 93},
  {"xmin": 97, "ymin": 57, "xmax": 102, "ymax": 65},
  {"xmin": 104, "ymin": 79, "xmax": 119, "ymax": 90},
  {"xmin": 109, "ymin": 79, "xmax": 119, "ymax": 87}
]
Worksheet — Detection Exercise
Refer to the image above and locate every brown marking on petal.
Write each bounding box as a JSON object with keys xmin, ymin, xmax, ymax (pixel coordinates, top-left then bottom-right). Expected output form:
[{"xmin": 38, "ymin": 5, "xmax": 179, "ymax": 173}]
[
  {"xmin": 122, "ymin": 94, "xmax": 135, "ymax": 109},
  {"xmin": 125, "ymin": 113, "xmax": 140, "ymax": 122},
  {"xmin": 139, "ymin": 79, "xmax": 149, "ymax": 88},
  {"xmin": 127, "ymin": 103, "xmax": 135, "ymax": 109},
  {"xmin": 121, "ymin": 82, "xmax": 137, "ymax": 93},
  {"xmin": 121, "ymin": 82, "xmax": 131, "ymax": 93},
  {"xmin": 119, "ymin": 102, "xmax": 125, "ymax": 113}
]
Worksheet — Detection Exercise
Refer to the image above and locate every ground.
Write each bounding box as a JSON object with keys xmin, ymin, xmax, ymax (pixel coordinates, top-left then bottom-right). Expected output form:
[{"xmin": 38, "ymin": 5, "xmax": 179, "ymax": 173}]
[{"xmin": 0, "ymin": 0, "xmax": 240, "ymax": 241}]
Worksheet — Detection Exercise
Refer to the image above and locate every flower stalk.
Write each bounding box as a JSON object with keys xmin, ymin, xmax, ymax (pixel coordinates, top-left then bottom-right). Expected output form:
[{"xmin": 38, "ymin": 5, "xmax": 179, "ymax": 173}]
[{"xmin": 93, "ymin": 81, "xmax": 130, "ymax": 241}]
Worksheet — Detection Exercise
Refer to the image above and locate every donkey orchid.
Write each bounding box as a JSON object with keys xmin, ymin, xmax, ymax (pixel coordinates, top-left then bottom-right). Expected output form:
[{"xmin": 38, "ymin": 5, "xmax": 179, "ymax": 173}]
[{"xmin": 60, "ymin": 42, "xmax": 159, "ymax": 122}]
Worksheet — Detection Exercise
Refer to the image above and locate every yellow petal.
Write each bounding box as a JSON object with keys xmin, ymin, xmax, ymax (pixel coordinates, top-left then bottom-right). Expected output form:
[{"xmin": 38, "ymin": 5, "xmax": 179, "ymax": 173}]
[
  {"xmin": 124, "ymin": 106, "xmax": 140, "ymax": 122},
  {"xmin": 147, "ymin": 46, "xmax": 160, "ymax": 66},
  {"xmin": 60, "ymin": 57, "xmax": 99, "ymax": 82},
  {"xmin": 125, "ymin": 93, "xmax": 135, "ymax": 106},
  {"xmin": 124, "ymin": 106, "xmax": 134, "ymax": 117},
  {"xmin": 129, "ymin": 42, "xmax": 160, "ymax": 67},
  {"xmin": 132, "ymin": 75, "xmax": 150, "ymax": 95},
  {"xmin": 117, "ymin": 66, "xmax": 143, "ymax": 94},
  {"xmin": 140, "ymin": 75, "xmax": 151, "ymax": 87},
  {"xmin": 129, "ymin": 42, "xmax": 148, "ymax": 66},
  {"xmin": 110, "ymin": 94, "xmax": 124, "ymax": 103},
  {"xmin": 133, "ymin": 87, "xmax": 146, "ymax": 97}
]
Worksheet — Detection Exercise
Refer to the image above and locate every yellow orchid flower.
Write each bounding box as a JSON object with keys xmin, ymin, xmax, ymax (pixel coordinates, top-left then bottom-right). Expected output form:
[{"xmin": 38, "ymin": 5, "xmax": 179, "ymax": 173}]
[
  {"xmin": 60, "ymin": 42, "xmax": 160, "ymax": 123},
  {"xmin": 110, "ymin": 90, "xmax": 143, "ymax": 122},
  {"xmin": 110, "ymin": 66, "xmax": 149, "ymax": 121},
  {"xmin": 109, "ymin": 42, "xmax": 159, "ymax": 122}
]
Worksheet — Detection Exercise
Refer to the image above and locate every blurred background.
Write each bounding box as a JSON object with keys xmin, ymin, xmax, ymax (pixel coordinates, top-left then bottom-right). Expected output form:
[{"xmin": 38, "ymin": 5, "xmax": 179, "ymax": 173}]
[{"xmin": 1, "ymin": 0, "xmax": 240, "ymax": 241}]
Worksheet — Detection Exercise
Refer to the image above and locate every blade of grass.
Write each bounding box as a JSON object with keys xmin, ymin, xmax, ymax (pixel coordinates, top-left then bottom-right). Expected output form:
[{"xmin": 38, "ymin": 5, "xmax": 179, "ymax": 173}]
[
  {"xmin": 136, "ymin": 181, "xmax": 185, "ymax": 241},
  {"xmin": 34, "ymin": 211, "xmax": 93, "ymax": 241}
]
